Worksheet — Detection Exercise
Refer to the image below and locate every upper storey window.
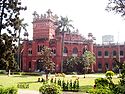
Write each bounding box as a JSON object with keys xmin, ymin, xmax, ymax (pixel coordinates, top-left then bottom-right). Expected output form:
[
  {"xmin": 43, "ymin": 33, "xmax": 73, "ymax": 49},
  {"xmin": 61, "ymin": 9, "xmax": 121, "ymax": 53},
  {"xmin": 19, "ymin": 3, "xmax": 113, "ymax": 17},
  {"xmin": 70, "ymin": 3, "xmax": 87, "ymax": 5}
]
[
  {"xmin": 113, "ymin": 50, "xmax": 116, "ymax": 56},
  {"xmin": 38, "ymin": 45, "xmax": 44, "ymax": 52},
  {"xmin": 98, "ymin": 51, "xmax": 102, "ymax": 56},
  {"xmin": 120, "ymin": 50, "xmax": 124, "ymax": 56},
  {"xmin": 64, "ymin": 47, "xmax": 68, "ymax": 53},
  {"xmin": 105, "ymin": 51, "xmax": 109, "ymax": 56},
  {"xmin": 72, "ymin": 47, "xmax": 78, "ymax": 54}
]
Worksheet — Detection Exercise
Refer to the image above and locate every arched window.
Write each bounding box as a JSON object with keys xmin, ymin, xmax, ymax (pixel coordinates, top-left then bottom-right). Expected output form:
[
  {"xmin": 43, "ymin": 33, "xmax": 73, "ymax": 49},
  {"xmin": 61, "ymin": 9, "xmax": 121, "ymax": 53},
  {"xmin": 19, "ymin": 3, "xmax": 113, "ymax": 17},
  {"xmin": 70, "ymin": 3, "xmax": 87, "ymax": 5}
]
[
  {"xmin": 36, "ymin": 59, "xmax": 44, "ymax": 72},
  {"xmin": 64, "ymin": 47, "xmax": 68, "ymax": 53},
  {"xmin": 98, "ymin": 63, "xmax": 102, "ymax": 69},
  {"xmin": 72, "ymin": 47, "xmax": 78, "ymax": 54},
  {"xmin": 105, "ymin": 63, "xmax": 109, "ymax": 70}
]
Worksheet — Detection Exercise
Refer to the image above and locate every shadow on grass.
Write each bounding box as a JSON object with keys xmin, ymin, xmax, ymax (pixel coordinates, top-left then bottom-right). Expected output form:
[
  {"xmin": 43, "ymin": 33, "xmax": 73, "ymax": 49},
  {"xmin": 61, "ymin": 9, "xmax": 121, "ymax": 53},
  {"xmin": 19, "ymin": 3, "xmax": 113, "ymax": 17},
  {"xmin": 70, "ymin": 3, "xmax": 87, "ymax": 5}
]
[{"xmin": 79, "ymin": 85, "xmax": 93, "ymax": 93}]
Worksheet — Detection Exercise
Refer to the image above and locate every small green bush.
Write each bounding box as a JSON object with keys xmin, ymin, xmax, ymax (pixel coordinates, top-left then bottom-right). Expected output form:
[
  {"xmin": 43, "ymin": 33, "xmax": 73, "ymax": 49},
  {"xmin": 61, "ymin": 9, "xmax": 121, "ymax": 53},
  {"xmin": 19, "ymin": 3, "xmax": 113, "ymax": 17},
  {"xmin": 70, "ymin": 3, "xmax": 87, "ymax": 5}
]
[
  {"xmin": 0, "ymin": 70, "xmax": 6, "ymax": 74},
  {"xmin": 95, "ymin": 78, "xmax": 109, "ymax": 88},
  {"xmin": 89, "ymin": 88, "xmax": 113, "ymax": 94},
  {"xmin": 0, "ymin": 87, "xmax": 17, "ymax": 94},
  {"xmin": 55, "ymin": 73, "xmax": 65, "ymax": 77},
  {"xmin": 17, "ymin": 82, "xmax": 29, "ymax": 89},
  {"xmin": 39, "ymin": 83, "xmax": 62, "ymax": 94},
  {"xmin": 105, "ymin": 71, "xmax": 115, "ymax": 79}
]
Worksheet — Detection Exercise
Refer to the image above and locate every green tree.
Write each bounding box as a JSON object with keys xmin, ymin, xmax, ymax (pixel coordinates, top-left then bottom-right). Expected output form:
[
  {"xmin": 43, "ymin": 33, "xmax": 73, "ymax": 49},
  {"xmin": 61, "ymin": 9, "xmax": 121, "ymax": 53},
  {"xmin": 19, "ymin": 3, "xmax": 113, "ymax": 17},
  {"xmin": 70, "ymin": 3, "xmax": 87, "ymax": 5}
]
[
  {"xmin": 106, "ymin": 0, "xmax": 125, "ymax": 17},
  {"xmin": 63, "ymin": 56, "xmax": 78, "ymax": 73},
  {"xmin": 55, "ymin": 16, "xmax": 74, "ymax": 72},
  {"xmin": 0, "ymin": 0, "xmax": 27, "ymax": 35},
  {"xmin": 0, "ymin": 0, "xmax": 26, "ymax": 72},
  {"xmin": 83, "ymin": 51, "xmax": 96, "ymax": 67},
  {"xmin": 17, "ymin": 19, "xmax": 28, "ymax": 70},
  {"xmin": 80, "ymin": 51, "xmax": 96, "ymax": 77},
  {"xmin": 63, "ymin": 51, "xmax": 96, "ymax": 74},
  {"xmin": 40, "ymin": 46, "xmax": 55, "ymax": 81},
  {"xmin": 0, "ymin": 33, "xmax": 17, "ymax": 71}
]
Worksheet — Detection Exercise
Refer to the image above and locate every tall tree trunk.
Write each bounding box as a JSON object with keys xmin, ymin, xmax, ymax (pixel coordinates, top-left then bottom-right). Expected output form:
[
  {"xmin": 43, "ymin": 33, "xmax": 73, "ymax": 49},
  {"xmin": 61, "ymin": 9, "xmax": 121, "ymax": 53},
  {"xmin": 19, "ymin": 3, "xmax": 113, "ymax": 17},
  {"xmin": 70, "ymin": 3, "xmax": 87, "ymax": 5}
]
[
  {"xmin": 8, "ymin": 69, "xmax": 11, "ymax": 77},
  {"xmin": 0, "ymin": 0, "xmax": 6, "ymax": 35},
  {"xmin": 18, "ymin": 28, "xmax": 21, "ymax": 71},
  {"xmin": 46, "ymin": 73, "xmax": 48, "ymax": 81},
  {"xmin": 61, "ymin": 32, "xmax": 64, "ymax": 73}
]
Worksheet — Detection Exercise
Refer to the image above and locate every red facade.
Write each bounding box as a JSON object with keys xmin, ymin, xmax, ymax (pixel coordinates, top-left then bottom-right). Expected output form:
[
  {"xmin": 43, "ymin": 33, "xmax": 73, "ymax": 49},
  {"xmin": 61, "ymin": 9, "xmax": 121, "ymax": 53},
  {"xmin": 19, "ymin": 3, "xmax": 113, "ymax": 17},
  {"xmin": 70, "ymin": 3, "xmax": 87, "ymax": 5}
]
[{"xmin": 22, "ymin": 10, "xmax": 125, "ymax": 73}]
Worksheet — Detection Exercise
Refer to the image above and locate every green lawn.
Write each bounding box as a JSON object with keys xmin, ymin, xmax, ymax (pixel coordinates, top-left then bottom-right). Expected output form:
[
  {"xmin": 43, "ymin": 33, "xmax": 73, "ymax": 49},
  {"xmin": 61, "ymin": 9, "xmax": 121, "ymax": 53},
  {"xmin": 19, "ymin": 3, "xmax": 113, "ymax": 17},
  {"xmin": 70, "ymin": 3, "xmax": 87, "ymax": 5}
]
[{"xmin": 0, "ymin": 74, "xmax": 119, "ymax": 92}]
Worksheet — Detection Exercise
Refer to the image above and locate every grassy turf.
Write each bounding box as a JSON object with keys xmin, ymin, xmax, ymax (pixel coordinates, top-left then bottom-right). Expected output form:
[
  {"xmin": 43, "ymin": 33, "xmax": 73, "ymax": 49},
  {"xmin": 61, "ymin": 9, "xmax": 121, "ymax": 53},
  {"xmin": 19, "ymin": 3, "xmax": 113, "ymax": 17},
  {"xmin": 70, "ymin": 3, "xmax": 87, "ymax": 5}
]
[{"xmin": 0, "ymin": 74, "xmax": 119, "ymax": 92}]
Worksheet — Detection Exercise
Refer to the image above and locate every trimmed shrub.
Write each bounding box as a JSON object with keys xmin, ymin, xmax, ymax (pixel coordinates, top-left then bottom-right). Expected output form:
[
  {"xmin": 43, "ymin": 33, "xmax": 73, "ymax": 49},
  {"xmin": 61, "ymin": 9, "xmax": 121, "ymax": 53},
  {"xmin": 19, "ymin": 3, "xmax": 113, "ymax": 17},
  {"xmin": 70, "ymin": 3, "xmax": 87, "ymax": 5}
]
[
  {"xmin": 17, "ymin": 82, "xmax": 29, "ymax": 89},
  {"xmin": 55, "ymin": 73, "xmax": 65, "ymax": 77},
  {"xmin": 95, "ymin": 78, "xmax": 109, "ymax": 88},
  {"xmin": 0, "ymin": 70, "xmax": 6, "ymax": 74},
  {"xmin": 89, "ymin": 88, "xmax": 113, "ymax": 94},
  {"xmin": 105, "ymin": 71, "xmax": 115, "ymax": 79},
  {"xmin": 39, "ymin": 83, "xmax": 62, "ymax": 94},
  {"xmin": 0, "ymin": 87, "xmax": 17, "ymax": 94}
]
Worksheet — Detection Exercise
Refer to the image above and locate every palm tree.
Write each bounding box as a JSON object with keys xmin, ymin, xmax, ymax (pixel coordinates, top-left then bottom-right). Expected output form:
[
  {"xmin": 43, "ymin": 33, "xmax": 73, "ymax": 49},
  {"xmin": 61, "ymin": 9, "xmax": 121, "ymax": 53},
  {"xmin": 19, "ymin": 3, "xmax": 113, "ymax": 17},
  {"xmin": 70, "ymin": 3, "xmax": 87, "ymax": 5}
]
[
  {"xmin": 16, "ymin": 19, "xmax": 28, "ymax": 71},
  {"xmin": 55, "ymin": 16, "xmax": 74, "ymax": 72}
]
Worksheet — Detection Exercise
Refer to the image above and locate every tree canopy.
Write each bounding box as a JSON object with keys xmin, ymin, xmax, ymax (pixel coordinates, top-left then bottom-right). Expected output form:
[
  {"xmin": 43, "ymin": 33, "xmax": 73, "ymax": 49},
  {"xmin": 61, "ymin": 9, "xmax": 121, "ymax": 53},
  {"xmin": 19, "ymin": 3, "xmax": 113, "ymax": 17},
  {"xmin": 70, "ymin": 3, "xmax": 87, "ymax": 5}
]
[
  {"xmin": 63, "ymin": 51, "xmax": 96, "ymax": 74},
  {"xmin": 55, "ymin": 16, "xmax": 74, "ymax": 72},
  {"xmin": 106, "ymin": 0, "xmax": 125, "ymax": 17},
  {"xmin": 40, "ymin": 46, "xmax": 55, "ymax": 73},
  {"xmin": 0, "ymin": 0, "xmax": 27, "ymax": 71}
]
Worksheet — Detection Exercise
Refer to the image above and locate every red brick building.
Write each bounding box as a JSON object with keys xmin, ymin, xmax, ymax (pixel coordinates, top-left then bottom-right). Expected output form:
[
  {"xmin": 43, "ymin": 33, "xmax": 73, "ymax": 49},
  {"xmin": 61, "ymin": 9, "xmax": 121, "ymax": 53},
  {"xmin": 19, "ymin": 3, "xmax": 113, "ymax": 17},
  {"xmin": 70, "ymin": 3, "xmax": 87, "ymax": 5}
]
[
  {"xmin": 21, "ymin": 9, "xmax": 125, "ymax": 73},
  {"xmin": 94, "ymin": 43, "xmax": 125, "ymax": 72}
]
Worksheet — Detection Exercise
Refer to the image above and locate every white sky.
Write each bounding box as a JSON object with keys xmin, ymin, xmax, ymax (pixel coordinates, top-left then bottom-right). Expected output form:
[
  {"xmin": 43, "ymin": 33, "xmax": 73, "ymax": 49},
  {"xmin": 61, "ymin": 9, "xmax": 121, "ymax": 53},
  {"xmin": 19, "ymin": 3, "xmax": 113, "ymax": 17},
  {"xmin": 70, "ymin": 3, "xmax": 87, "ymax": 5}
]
[{"xmin": 21, "ymin": 0, "xmax": 125, "ymax": 44}]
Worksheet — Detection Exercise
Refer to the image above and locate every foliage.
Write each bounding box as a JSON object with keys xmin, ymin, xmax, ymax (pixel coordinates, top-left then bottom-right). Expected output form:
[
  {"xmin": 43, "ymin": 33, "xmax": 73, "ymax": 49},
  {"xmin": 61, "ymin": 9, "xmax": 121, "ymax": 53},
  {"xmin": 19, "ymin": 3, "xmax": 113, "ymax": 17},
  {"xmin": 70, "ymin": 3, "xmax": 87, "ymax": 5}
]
[
  {"xmin": 90, "ymin": 66, "xmax": 125, "ymax": 94},
  {"xmin": 39, "ymin": 83, "xmax": 62, "ymax": 94},
  {"xmin": 0, "ymin": 0, "xmax": 27, "ymax": 71},
  {"xmin": 83, "ymin": 51, "xmax": 96, "ymax": 67},
  {"xmin": 55, "ymin": 16, "xmax": 74, "ymax": 35},
  {"xmin": 0, "ymin": 0, "xmax": 27, "ymax": 34},
  {"xmin": 0, "ymin": 70, "xmax": 6, "ymax": 74},
  {"xmin": 50, "ymin": 78, "xmax": 79, "ymax": 91},
  {"xmin": 63, "ymin": 56, "xmax": 79, "ymax": 73},
  {"xmin": 106, "ymin": 0, "xmax": 125, "ymax": 17},
  {"xmin": 40, "ymin": 46, "xmax": 55, "ymax": 80},
  {"xmin": 95, "ymin": 78, "xmax": 109, "ymax": 88},
  {"xmin": 55, "ymin": 16, "xmax": 74, "ymax": 72},
  {"xmin": 0, "ymin": 33, "xmax": 18, "ymax": 71},
  {"xmin": 0, "ymin": 87, "xmax": 17, "ymax": 94},
  {"xmin": 40, "ymin": 46, "xmax": 55, "ymax": 73},
  {"xmin": 63, "ymin": 51, "xmax": 96, "ymax": 74},
  {"xmin": 17, "ymin": 82, "xmax": 29, "ymax": 89},
  {"xmin": 55, "ymin": 73, "xmax": 65, "ymax": 77},
  {"xmin": 89, "ymin": 88, "xmax": 112, "ymax": 94},
  {"xmin": 105, "ymin": 71, "xmax": 115, "ymax": 79}
]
